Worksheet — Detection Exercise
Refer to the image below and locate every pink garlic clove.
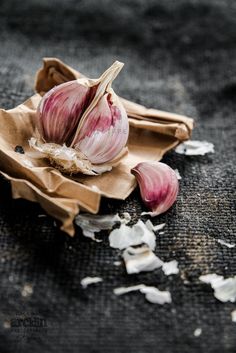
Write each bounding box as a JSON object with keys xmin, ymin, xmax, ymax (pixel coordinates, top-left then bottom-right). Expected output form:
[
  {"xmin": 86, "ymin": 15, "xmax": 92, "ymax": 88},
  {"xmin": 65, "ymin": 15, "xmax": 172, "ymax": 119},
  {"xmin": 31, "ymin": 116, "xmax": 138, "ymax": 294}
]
[
  {"xmin": 37, "ymin": 81, "xmax": 96, "ymax": 145},
  {"xmin": 73, "ymin": 93, "xmax": 129, "ymax": 164},
  {"xmin": 131, "ymin": 162, "xmax": 179, "ymax": 216}
]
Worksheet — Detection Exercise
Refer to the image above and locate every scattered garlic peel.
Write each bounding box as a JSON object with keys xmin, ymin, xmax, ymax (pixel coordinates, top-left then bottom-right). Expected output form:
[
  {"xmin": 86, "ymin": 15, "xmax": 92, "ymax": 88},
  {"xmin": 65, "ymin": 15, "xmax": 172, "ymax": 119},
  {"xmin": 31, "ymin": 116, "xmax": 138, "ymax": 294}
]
[
  {"xmin": 162, "ymin": 260, "xmax": 179, "ymax": 276},
  {"xmin": 145, "ymin": 220, "xmax": 166, "ymax": 232},
  {"xmin": 141, "ymin": 211, "xmax": 159, "ymax": 217},
  {"xmin": 140, "ymin": 287, "xmax": 172, "ymax": 304},
  {"xmin": 75, "ymin": 213, "xmax": 130, "ymax": 241},
  {"xmin": 122, "ymin": 245, "xmax": 179, "ymax": 275},
  {"xmin": 194, "ymin": 328, "xmax": 202, "ymax": 337},
  {"xmin": 109, "ymin": 219, "xmax": 156, "ymax": 250},
  {"xmin": 113, "ymin": 261, "xmax": 122, "ymax": 266},
  {"xmin": 231, "ymin": 310, "xmax": 236, "ymax": 323},
  {"xmin": 175, "ymin": 140, "xmax": 214, "ymax": 156},
  {"xmin": 122, "ymin": 245, "xmax": 163, "ymax": 274},
  {"xmin": 121, "ymin": 212, "xmax": 132, "ymax": 224},
  {"xmin": 200, "ymin": 274, "xmax": 236, "ymax": 302},
  {"xmin": 174, "ymin": 169, "xmax": 182, "ymax": 180},
  {"xmin": 217, "ymin": 239, "xmax": 235, "ymax": 248},
  {"xmin": 81, "ymin": 277, "xmax": 103, "ymax": 288},
  {"xmin": 21, "ymin": 284, "xmax": 33, "ymax": 297},
  {"xmin": 114, "ymin": 284, "xmax": 172, "ymax": 305},
  {"xmin": 108, "ymin": 219, "xmax": 178, "ymax": 275},
  {"xmin": 114, "ymin": 284, "xmax": 146, "ymax": 296}
]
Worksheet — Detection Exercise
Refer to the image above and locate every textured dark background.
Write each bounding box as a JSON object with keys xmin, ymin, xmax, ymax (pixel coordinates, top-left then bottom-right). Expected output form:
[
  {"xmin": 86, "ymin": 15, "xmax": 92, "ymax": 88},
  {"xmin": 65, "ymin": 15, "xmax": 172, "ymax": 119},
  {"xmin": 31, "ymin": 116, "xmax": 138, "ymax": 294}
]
[{"xmin": 0, "ymin": 0, "xmax": 236, "ymax": 352}]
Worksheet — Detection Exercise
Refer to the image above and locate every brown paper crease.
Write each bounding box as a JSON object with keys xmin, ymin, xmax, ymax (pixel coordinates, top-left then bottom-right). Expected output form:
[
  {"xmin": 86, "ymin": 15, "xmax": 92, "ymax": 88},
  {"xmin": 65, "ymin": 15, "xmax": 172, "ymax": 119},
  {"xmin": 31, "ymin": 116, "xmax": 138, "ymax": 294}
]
[{"xmin": 0, "ymin": 58, "xmax": 194, "ymax": 235}]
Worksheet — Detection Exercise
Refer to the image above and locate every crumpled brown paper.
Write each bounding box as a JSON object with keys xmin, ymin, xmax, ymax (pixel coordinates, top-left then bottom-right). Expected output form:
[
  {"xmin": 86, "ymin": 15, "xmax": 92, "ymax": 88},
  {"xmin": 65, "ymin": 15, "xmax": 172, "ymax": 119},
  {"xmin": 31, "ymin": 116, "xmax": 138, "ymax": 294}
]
[{"xmin": 0, "ymin": 57, "xmax": 194, "ymax": 236}]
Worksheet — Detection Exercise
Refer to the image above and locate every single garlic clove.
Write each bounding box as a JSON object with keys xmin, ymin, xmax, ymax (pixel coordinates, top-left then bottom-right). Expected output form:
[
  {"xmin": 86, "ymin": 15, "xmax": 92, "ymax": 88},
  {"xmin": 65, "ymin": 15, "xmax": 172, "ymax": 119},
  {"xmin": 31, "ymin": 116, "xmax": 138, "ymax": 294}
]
[
  {"xmin": 37, "ymin": 81, "xmax": 96, "ymax": 145},
  {"xmin": 73, "ymin": 93, "xmax": 129, "ymax": 164},
  {"xmin": 131, "ymin": 162, "xmax": 179, "ymax": 216}
]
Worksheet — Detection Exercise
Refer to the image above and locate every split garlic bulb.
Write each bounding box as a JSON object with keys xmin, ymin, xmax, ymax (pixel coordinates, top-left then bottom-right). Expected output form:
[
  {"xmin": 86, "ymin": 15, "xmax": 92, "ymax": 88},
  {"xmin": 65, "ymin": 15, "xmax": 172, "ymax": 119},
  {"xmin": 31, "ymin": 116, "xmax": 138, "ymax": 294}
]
[
  {"xmin": 30, "ymin": 61, "xmax": 129, "ymax": 175},
  {"xmin": 132, "ymin": 162, "xmax": 179, "ymax": 216}
]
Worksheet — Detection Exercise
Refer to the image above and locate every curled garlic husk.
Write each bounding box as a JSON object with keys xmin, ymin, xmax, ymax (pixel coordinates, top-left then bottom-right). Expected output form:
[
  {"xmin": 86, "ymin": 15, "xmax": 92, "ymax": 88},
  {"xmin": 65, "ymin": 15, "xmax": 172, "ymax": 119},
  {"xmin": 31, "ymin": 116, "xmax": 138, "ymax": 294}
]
[
  {"xmin": 30, "ymin": 61, "xmax": 129, "ymax": 175},
  {"xmin": 131, "ymin": 162, "xmax": 179, "ymax": 216}
]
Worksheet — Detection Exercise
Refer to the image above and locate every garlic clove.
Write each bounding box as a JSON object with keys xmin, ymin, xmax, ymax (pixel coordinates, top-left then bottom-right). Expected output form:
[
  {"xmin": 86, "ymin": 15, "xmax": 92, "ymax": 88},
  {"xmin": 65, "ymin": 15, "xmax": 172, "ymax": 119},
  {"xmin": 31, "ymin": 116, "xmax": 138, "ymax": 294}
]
[
  {"xmin": 73, "ymin": 93, "xmax": 129, "ymax": 164},
  {"xmin": 70, "ymin": 61, "xmax": 129, "ymax": 164},
  {"xmin": 131, "ymin": 162, "xmax": 179, "ymax": 216},
  {"xmin": 37, "ymin": 81, "xmax": 96, "ymax": 145},
  {"xmin": 69, "ymin": 61, "xmax": 125, "ymax": 147}
]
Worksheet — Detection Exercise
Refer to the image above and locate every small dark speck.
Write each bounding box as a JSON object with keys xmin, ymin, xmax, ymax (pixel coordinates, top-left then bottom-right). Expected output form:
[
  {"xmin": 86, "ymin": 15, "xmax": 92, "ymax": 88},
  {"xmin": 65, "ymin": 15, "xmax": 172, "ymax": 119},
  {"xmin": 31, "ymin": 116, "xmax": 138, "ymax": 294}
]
[{"xmin": 14, "ymin": 145, "xmax": 25, "ymax": 154}]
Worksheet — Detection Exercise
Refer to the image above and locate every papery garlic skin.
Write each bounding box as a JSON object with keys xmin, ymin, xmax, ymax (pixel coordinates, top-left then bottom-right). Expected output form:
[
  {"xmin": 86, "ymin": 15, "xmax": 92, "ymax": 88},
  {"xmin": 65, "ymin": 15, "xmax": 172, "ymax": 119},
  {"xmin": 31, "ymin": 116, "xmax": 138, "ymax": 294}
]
[
  {"xmin": 131, "ymin": 162, "xmax": 179, "ymax": 216},
  {"xmin": 37, "ymin": 81, "xmax": 96, "ymax": 145}
]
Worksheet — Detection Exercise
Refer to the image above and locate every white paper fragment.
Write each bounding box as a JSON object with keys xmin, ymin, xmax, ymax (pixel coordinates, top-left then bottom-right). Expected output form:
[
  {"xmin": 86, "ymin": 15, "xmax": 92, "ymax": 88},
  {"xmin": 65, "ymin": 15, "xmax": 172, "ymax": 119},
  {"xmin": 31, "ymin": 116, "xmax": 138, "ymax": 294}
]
[
  {"xmin": 194, "ymin": 328, "xmax": 202, "ymax": 337},
  {"xmin": 140, "ymin": 286, "xmax": 172, "ymax": 304},
  {"xmin": 81, "ymin": 277, "xmax": 103, "ymax": 288},
  {"xmin": 231, "ymin": 310, "xmax": 236, "ymax": 323},
  {"xmin": 75, "ymin": 213, "xmax": 130, "ymax": 242},
  {"xmin": 114, "ymin": 284, "xmax": 171, "ymax": 305},
  {"xmin": 162, "ymin": 260, "xmax": 179, "ymax": 276},
  {"xmin": 200, "ymin": 274, "xmax": 236, "ymax": 302},
  {"xmin": 174, "ymin": 169, "xmax": 182, "ymax": 180},
  {"xmin": 122, "ymin": 246, "xmax": 163, "ymax": 274},
  {"xmin": 109, "ymin": 220, "xmax": 156, "ymax": 250},
  {"xmin": 217, "ymin": 239, "xmax": 235, "ymax": 248},
  {"xmin": 175, "ymin": 140, "xmax": 214, "ymax": 156}
]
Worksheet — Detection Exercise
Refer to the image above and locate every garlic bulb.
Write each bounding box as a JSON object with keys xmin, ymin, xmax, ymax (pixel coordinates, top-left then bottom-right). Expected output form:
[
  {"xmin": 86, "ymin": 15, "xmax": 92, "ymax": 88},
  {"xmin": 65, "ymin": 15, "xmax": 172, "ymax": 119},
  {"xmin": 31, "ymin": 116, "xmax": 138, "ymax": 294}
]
[
  {"xmin": 131, "ymin": 162, "xmax": 179, "ymax": 216},
  {"xmin": 30, "ymin": 61, "xmax": 129, "ymax": 175}
]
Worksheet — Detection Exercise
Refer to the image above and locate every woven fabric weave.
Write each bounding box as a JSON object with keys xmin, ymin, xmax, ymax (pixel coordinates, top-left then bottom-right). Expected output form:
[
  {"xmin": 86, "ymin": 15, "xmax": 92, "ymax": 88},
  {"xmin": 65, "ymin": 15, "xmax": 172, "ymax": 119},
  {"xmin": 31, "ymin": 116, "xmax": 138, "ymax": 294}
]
[{"xmin": 0, "ymin": 1, "xmax": 235, "ymax": 352}]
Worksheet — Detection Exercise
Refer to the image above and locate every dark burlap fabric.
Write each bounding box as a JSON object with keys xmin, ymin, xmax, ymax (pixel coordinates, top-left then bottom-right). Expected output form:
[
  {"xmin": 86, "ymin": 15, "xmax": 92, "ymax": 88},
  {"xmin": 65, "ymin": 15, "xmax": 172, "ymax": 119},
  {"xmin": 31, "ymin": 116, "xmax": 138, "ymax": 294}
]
[{"xmin": 0, "ymin": 1, "xmax": 236, "ymax": 352}]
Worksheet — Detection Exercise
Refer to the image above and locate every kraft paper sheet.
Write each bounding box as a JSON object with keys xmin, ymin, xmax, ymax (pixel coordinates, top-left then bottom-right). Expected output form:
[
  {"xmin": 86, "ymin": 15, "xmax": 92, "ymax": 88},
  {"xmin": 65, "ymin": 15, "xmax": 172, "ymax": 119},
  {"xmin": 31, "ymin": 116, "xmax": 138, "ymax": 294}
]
[{"xmin": 0, "ymin": 58, "xmax": 194, "ymax": 235}]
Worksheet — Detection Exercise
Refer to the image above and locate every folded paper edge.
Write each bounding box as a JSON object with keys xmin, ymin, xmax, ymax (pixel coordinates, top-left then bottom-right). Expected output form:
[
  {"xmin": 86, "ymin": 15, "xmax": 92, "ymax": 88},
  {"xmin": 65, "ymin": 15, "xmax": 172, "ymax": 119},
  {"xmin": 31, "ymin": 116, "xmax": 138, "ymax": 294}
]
[{"xmin": 0, "ymin": 171, "xmax": 78, "ymax": 236}]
